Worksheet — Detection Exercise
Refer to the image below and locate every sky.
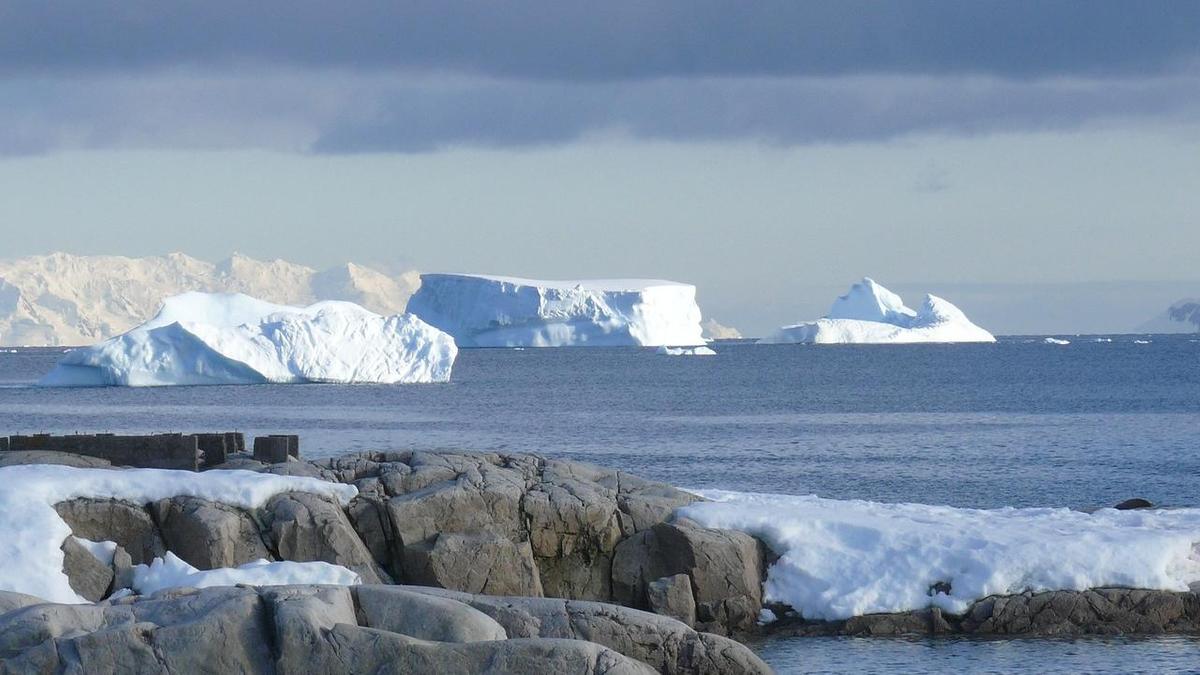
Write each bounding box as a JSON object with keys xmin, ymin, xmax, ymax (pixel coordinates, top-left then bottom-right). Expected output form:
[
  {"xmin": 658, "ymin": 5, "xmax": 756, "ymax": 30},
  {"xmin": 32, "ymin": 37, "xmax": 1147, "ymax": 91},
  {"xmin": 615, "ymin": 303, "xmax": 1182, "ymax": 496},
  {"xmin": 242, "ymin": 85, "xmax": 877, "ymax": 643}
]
[{"xmin": 1, "ymin": 1, "xmax": 1198, "ymax": 334}]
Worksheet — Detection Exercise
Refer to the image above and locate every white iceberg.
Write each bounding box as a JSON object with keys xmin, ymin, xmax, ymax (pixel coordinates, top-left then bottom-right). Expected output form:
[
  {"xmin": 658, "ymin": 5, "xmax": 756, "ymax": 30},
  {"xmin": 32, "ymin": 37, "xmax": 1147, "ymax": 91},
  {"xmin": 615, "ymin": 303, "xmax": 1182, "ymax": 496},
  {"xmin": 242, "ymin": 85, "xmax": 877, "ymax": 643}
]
[
  {"xmin": 39, "ymin": 292, "xmax": 457, "ymax": 387},
  {"xmin": 683, "ymin": 490, "xmax": 1200, "ymax": 621},
  {"xmin": 759, "ymin": 278, "xmax": 995, "ymax": 344},
  {"xmin": 1043, "ymin": 337, "xmax": 1071, "ymax": 345},
  {"xmin": 657, "ymin": 345, "xmax": 716, "ymax": 356},
  {"xmin": 406, "ymin": 274, "xmax": 705, "ymax": 347}
]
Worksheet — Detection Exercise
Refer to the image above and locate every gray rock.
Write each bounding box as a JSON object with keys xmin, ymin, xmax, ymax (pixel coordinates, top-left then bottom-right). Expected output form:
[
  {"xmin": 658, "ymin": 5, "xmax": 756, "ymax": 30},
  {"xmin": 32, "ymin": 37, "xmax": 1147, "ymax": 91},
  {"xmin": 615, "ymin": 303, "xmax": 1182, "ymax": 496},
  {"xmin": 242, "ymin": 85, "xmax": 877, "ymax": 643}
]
[
  {"xmin": 130, "ymin": 587, "xmax": 275, "ymax": 673},
  {"xmin": 612, "ymin": 522, "xmax": 764, "ymax": 633},
  {"xmin": 1114, "ymin": 498, "xmax": 1154, "ymax": 510},
  {"xmin": 0, "ymin": 450, "xmax": 112, "ymax": 468},
  {"xmin": 346, "ymin": 494, "xmax": 398, "ymax": 574},
  {"xmin": 0, "ymin": 592, "xmax": 44, "ymax": 618},
  {"xmin": 403, "ymin": 531, "xmax": 544, "ymax": 597},
  {"xmin": 385, "ymin": 461, "xmax": 526, "ymax": 547},
  {"xmin": 60, "ymin": 536, "xmax": 114, "ymax": 602},
  {"xmin": 355, "ymin": 584, "xmax": 508, "ymax": 642},
  {"xmin": 112, "ymin": 545, "xmax": 135, "ymax": 591},
  {"xmin": 261, "ymin": 585, "xmax": 358, "ymax": 672},
  {"xmin": 151, "ymin": 496, "xmax": 271, "ymax": 570},
  {"xmin": 54, "ymin": 498, "xmax": 165, "ymax": 565},
  {"xmin": 264, "ymin": 491, "xmax": 389, "ymax": 583},
  {"xmin": 407, "ymin": 587, "xmax": 772, "ymax": 675},
  {"xmin": 648, "ymin": 574, "xmax": 696, "ymax": 627},
  {"xmin": 322, "ymin": 623, "xmax": 658, "ymax": 675}
]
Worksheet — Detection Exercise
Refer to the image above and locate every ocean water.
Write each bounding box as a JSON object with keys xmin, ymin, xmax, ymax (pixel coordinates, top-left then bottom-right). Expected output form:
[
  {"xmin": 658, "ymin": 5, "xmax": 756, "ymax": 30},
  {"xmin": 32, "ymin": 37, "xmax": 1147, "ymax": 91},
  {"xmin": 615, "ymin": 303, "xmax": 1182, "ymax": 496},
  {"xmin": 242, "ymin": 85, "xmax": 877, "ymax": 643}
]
[{"xmin": 2, "ymin": 336, "xmax": 1199, "ymax": 672}]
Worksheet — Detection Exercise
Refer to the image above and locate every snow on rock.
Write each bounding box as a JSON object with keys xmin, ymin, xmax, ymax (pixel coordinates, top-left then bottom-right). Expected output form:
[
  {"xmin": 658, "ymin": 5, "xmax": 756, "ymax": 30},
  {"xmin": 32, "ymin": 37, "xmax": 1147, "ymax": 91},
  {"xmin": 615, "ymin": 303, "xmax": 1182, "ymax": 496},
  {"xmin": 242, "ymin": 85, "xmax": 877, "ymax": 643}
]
[
  {"xmin": 0, "ymin": 464, "xmax": 356, "ymax": 603},
  {"xmin": 133, "ymin": 552, "xmax": 360, "ymax": 596},
  {"xmin": 38, "ymin": 292, "xmax": 457, "ymax": 387},
  {"xmin": 406, "ymin": 273, "xmax": 706, "ymax": 347},
  {"xmin": 682, "ymin": 490, "xmax": 1200, "ymax": 621},
  {"xmin": 657, "ymin": 345, "xmax": 717, "ymax": 356},
  {"xmin": 760, "ymin": 278, "xmax": 995, "ymax": 344}
]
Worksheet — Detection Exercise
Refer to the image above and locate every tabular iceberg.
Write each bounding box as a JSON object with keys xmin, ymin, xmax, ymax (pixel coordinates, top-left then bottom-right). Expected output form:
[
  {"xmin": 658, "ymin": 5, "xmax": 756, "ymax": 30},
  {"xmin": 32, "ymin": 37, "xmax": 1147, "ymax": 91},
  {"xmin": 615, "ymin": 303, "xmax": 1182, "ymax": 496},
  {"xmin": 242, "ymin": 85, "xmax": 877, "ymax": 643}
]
[
  {"xmin": 760, "ymin": 278, "xmax": 995, "ymax": 344},
  {"xmin": 406, "ymin": 274, "xmax": 706, "ymax": 347},
  {"xmin": 39, "ymin": 292, "xmax": 457, "ymax": 387}
]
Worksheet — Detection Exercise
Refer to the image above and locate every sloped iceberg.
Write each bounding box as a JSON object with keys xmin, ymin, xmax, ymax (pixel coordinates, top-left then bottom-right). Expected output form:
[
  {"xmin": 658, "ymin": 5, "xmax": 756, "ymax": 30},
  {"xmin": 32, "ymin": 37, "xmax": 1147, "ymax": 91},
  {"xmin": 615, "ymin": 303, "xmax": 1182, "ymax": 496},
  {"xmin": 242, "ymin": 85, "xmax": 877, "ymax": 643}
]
[
  {"xmin": 39, "ymin": 292, "xmax": 457, "ymax": 386},
  {"xmin": 760, "ymin": 278, "xmax": 995, "ymax": 344},
  {"xmin": 406, "ymin": 274, "xmax": 705, "ymax": 347}
]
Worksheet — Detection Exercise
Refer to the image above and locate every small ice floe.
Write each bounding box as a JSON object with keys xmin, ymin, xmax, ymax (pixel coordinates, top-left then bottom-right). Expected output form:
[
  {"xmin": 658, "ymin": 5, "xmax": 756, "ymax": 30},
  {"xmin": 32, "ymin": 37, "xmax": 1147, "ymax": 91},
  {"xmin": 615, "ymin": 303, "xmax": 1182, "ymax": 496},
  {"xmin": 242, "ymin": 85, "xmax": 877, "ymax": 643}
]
[
  {"xmin": 656, "ymin": 345, "xmax": 717, "ymax": 356},
  {"xmin": 1133, "ymin": 339, "xmax": 1151, "ymax": 344},
  {"xmin": 1043, "ymin": 337, "xmax": 1071, "ymax": 345},
  {"xmin": 1093, "ymin": 338, "xmax": 1113, "ymax": 343}
]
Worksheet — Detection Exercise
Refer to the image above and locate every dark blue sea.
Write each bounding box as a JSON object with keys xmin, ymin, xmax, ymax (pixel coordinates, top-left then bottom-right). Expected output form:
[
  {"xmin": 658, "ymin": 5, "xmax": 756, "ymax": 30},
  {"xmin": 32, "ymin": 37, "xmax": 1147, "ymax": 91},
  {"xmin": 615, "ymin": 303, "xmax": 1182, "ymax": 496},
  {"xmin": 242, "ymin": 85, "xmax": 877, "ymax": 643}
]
[{"xmin": 2, "ymin": 335, "xmax": 1199, "ymax": 672}]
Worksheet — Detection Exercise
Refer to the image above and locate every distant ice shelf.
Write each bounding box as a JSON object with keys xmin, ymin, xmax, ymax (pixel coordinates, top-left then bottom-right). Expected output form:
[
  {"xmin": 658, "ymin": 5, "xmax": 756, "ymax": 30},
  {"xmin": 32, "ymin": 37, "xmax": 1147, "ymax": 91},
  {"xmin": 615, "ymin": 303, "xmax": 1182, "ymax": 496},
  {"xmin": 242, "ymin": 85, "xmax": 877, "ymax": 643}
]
[
  {"xmin": 760, "ymin": 278, "xmax": 995, "ymax": 344},
  {"xmin": 39, "ymin": 292, "xmax": 457, "ymax": 387},
  {"xmin": 405, "ymin": 273, "xmax": 706, "ymax": 347}
]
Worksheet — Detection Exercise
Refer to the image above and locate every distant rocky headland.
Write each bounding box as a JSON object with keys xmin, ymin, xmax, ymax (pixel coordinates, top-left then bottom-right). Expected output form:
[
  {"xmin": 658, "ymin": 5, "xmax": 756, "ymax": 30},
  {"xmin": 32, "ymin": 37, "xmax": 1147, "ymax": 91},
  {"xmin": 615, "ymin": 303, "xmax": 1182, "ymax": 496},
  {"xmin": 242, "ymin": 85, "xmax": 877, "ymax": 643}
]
[
  {"xmin": 2, "ymin": 442, "xmax": 1199, "ymax": 673},
  {"xmin": 0, "ymin": 252, "xmax": 419, "ymax": 346}
]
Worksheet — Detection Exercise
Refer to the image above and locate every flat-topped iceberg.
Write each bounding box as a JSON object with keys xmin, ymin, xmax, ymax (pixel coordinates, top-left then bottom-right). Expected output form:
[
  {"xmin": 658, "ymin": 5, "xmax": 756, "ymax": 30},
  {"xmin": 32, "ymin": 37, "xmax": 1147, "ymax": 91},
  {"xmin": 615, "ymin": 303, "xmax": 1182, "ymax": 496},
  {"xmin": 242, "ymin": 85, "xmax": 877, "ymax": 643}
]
[
  {"xmin": 39, "ymin": 292, "xmax": 457, "ymax": 387},
  {"xmin": 760, "ymin": 278, "xmax": 995, "ymax": 344},
  {"xmin": 406, "ymin": 273, "xmax": 705, "ymax": 347}
]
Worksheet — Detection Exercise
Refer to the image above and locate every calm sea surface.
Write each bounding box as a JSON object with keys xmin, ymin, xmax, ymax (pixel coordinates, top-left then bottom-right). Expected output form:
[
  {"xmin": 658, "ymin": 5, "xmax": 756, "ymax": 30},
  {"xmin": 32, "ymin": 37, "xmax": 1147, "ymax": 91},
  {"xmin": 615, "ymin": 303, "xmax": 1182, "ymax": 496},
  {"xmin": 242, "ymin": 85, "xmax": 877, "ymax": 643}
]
[{"xmin": 2, "ymin": 336, "xmax": 1199, "ymax": 672}]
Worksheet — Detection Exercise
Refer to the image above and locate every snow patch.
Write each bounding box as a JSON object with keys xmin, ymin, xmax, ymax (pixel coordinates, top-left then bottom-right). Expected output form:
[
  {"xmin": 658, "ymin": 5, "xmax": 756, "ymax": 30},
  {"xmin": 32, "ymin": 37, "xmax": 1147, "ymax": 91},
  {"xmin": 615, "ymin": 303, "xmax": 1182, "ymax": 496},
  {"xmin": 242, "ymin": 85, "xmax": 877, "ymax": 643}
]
[
  {"xmin": 0, "ymin": 464, "xmax": 356, "ymax": 603},
  {"xmin": 73, "ymin": 537, "xmax": 118, "ymax": 566},
  {"xmin": 682, "ymin": 490, "xmax": 1200, "ymax": 621},
  {"xmin": 133, "ymin": 552, "xmax": 360, "ymax": 596},
  {"xmin": 38, "ymin": 292, "xmax": 457, "ymax": 387},
  {"xmin": 406, "ymin": 273, "xmax": 705, "ymax": 347},
  {"xmin": 760, "ymin": 278, "xmax": 994, "ymax": 344}
]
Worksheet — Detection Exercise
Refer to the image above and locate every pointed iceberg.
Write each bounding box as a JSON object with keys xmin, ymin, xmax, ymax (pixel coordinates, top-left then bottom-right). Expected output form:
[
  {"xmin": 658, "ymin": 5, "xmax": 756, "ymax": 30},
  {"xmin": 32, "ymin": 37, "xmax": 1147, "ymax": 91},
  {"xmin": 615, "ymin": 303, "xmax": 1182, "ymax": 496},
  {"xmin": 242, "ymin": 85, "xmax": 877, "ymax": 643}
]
[
  {"xmin": 39, "ymin": 292, "xmax": 457, "ymax": 386},
  {"xmin": 760, "ymin": 278, "xmax": 995, "ymax": 344}
]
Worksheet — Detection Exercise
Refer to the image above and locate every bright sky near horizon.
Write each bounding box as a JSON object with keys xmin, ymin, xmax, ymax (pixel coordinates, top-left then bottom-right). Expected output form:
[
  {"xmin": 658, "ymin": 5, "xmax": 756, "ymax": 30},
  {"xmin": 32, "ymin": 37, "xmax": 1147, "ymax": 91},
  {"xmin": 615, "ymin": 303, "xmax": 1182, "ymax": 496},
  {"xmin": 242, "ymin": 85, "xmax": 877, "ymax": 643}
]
[{"xmin": 1, "ymin": 2, "xmax": 1197, "ymax": 334}]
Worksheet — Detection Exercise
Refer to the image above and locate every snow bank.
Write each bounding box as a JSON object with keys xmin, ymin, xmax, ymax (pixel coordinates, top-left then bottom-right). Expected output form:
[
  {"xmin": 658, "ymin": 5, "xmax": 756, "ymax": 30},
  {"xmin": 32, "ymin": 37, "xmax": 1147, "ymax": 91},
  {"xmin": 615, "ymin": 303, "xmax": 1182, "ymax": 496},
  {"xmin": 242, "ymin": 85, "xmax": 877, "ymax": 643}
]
[
  {"xmin": 759, "ymin": 278, "xmax": 995, "ymax": 344},
  {"xmin": 406, "ymin": 274, "xmax": 705, "ymax": 347},
  {"xmin": 657, "ymin": 345, "xmax": 716, "ymax": 356},
  {"xmin": 133, "ymin": 553, "xmax": 359, "ymax": 596},
  {"xmin": 0, "ymin": 464, "xmax": 356, "ymax": 603},
  {"xmin": 38, "ymin": 292, "xmax": 457, "ymax": 386},
  {"xmin": 683, "ymin": 490, "xmax": 1200, "ymax": 621}
]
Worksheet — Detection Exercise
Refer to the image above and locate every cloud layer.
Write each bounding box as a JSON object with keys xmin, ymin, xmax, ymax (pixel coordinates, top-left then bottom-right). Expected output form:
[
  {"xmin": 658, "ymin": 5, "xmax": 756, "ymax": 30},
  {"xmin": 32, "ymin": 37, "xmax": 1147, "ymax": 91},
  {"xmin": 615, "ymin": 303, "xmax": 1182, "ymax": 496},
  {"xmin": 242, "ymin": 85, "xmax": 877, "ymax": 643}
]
[{"xmin": 1, "ymin": 2, "xmax": 1198, "ymax": 154}]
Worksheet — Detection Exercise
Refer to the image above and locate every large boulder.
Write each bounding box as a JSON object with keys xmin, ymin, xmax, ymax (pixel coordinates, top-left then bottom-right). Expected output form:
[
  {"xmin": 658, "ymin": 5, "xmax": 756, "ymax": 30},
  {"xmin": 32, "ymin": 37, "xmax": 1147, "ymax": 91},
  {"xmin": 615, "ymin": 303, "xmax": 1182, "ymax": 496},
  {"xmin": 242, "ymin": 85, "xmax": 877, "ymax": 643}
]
[
  {"xmin": 648, "ymin": 575, "xmax": 697, "ymax": 628},
  {"xmin": 53, "ymin": 498, "xmax": 165, "ymax": 565},
  {"xmin": 260, "ymin": 585, "xmax": 358, "ymax": 673},
  {"xmin": 0, "ymin": 592, "xmax": 44, "ymax": 618},
  {"xmin": 151, "ymin": 496, "xmax": 272, "ymax": 569},
  {"xmin": 0, "ymin": 451, "xmax": 111, "ymax": 469},
  {"xmin": 264, "ymin": 491, "xmax": 389, "ymax": 584},
  {"xmin": 403, "ymin": 531, "xmax": 544, "ymax": 597},
  {"xmin": 60, "ymin": 537, "xmax": 114, "ymax": 602},
  {"xmin": 612, "ymin": 522, "xmax": 764, "ymax": 633}
]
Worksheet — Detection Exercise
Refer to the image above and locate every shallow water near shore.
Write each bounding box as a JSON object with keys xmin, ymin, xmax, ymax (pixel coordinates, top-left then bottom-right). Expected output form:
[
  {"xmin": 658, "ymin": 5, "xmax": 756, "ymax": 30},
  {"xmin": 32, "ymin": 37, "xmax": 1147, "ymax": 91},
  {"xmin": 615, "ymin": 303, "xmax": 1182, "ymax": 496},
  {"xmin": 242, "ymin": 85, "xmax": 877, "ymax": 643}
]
[{"xmin": 2, "ymin": 336, "xmax": 1199, "ymax": 672}]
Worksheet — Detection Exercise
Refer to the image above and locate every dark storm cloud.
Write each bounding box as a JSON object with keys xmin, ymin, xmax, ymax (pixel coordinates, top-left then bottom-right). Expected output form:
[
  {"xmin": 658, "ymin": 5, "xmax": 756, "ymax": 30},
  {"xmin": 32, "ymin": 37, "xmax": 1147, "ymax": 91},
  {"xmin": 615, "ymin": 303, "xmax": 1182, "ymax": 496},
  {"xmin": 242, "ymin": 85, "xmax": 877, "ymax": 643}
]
[{"xmin": 1, "ymin": 1, "xmax": 1198, "ymax": 81}]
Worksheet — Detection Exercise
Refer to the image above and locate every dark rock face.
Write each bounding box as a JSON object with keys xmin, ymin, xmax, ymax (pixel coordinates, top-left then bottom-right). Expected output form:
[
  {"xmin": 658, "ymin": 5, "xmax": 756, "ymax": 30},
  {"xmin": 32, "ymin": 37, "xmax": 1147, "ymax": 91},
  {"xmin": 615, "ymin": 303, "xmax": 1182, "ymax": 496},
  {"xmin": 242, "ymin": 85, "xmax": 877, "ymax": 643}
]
[
  {"xmin": 613, "ymin": 522, "xmax": 765, "ymax": 634},
  {"xmin": 53, "ymin": 498, "xmax": 165, "ymax": 565},
  {"xmin": 0, "ymin": 584, "xmax": 768, "ymax": 675},
  {"xmin": 1114, "ymin": 498, "xmax": 1154, "ymax": 510},
  {"xmin": 770, "ymin": 589, "xmax": 1200, "ymax": 637},
  {"xmin": 151, "ymin": 496, "xmax": 271, "ymax": 569}
]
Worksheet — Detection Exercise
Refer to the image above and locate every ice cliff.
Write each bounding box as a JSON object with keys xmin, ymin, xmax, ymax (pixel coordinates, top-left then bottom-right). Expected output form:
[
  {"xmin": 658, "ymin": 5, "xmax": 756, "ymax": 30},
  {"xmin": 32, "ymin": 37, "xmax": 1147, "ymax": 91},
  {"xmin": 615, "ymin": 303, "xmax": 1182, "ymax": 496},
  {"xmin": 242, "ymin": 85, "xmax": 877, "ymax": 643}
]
[
  {"xmin": 405, "ymin": 274, "xmax": 706, "ymax": 347},
  {"xmin": 39, "ymin": 292, "xmax": 457, "ymax": 387},
  {"xmin": 760, "ymin": 278, "xmax": 995, "ymax": 344}
]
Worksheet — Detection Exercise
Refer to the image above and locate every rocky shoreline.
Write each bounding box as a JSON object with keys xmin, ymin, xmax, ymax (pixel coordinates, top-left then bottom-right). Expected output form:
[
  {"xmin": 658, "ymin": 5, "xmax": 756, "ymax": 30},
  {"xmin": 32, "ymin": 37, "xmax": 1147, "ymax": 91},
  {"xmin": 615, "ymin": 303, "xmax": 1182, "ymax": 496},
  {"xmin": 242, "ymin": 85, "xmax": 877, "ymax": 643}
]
[{"xmin": 2, "ymin": 448, "xmax": 1199, "ymax": 673}]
